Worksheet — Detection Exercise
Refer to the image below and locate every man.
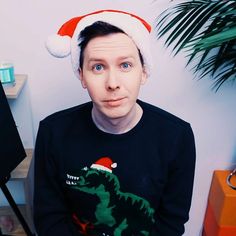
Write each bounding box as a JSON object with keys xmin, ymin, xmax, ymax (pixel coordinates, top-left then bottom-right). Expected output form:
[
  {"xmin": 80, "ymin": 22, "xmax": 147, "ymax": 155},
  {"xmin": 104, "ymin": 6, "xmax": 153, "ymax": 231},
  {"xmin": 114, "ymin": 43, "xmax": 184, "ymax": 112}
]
[{"xmin": 34, "ymin": 10, "xmax": 195, "ymax": 236}]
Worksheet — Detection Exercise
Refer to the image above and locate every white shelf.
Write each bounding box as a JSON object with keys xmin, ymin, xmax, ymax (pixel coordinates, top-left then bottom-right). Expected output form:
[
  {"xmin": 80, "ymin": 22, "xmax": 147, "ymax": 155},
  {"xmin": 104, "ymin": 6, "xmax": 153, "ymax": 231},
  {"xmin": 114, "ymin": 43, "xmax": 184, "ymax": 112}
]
[
  {"xmin": 11, "ymin": 149, "xmax": 33, "ymax": 180},
  {"xmin": 4, "ymin": 74, "xmax": 27, "ymax": 99}
]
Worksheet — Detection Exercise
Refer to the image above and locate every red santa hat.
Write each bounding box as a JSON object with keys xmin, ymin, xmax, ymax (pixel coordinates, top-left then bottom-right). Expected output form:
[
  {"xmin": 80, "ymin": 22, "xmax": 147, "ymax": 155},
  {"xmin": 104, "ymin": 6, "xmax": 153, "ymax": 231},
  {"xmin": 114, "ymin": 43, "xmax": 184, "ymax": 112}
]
[
  {"xmin": 45, "ymin": 9, "xmax": 152, "ymax": 78},
  {"xmin": 90, "ymin": 157, "xmax": 117, "ymax": 173}
]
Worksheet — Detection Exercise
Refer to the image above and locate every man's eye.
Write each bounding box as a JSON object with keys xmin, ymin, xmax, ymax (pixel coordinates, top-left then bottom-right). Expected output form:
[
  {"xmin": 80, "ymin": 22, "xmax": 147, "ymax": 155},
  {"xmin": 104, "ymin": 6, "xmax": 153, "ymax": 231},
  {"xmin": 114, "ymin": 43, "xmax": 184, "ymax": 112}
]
[
  {"xmin": 93, "ymin": 64, "xmax": 104, "ymax": 71},
  {"xmin": 121, "ymin": 62, "xmax": 131, "ymax": 70}
]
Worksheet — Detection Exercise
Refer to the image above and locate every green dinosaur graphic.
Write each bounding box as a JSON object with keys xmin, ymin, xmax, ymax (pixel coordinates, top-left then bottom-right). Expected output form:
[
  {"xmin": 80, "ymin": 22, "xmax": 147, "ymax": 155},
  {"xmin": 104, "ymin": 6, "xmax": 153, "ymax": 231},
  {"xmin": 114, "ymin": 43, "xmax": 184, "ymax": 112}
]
[{"xmin": 66, "ymin": 167, "xmax": 155, "ymax": 235}]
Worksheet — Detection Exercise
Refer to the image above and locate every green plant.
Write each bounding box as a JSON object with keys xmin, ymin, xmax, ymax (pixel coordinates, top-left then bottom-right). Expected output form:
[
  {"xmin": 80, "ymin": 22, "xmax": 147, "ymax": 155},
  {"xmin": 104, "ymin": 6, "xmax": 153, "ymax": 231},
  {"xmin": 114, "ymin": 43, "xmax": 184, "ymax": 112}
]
[{"xmin": 156, "ymin": 0, "xmax": 236, "ymax": 91}]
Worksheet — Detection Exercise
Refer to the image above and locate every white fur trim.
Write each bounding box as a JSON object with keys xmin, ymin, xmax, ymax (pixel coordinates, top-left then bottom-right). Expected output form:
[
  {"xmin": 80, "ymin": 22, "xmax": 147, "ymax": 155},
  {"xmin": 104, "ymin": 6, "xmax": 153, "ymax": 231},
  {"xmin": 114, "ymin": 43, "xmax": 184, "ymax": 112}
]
[
  {"xmin": 46, "ymin": 34, "xmax": 71, "ymax": 58},
  {"xmin": 70, "ymin": 12, "xmax": 152, "ymax": 78},
  {"xmin": 91, "ymin": 164, "xmax": 112, "ymax": 173}
]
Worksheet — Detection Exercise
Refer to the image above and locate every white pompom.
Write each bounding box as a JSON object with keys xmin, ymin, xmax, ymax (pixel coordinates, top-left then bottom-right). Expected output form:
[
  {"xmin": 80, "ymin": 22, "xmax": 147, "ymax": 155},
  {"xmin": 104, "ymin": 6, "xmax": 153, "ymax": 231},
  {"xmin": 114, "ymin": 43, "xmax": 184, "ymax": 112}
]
[
  {"xmin": 111, "ymin": 163, "xmax": 117, "ymax": 168},
  {"xmin": 45, "ymin": 34, "xmax": 71, "ymax": 58}
]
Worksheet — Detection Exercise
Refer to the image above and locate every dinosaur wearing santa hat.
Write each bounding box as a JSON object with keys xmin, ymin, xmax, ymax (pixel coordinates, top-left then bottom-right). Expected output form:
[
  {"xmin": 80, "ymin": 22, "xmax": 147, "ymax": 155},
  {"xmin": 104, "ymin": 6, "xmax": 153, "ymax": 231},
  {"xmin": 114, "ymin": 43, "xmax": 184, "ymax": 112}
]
[{"xmin": 66, "ymin": 157, "xmax": 155, "ymax": 236}]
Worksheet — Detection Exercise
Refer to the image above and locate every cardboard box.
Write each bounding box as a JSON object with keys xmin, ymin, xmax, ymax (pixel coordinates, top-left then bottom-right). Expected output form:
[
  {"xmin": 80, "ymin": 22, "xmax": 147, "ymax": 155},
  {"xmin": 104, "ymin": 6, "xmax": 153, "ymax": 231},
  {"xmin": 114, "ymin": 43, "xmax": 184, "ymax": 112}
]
[{"xmin": 203, "ymin": 170, "xmax": 236, "ymax": 236}]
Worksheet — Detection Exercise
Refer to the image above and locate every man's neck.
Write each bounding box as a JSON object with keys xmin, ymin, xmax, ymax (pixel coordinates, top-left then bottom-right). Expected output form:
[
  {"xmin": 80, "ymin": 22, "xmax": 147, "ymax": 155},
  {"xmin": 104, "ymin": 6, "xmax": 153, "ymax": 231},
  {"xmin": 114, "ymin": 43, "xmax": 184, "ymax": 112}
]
[{"xmin": 91, "ymin": 103, "xmax": 143, "ymax": 134}]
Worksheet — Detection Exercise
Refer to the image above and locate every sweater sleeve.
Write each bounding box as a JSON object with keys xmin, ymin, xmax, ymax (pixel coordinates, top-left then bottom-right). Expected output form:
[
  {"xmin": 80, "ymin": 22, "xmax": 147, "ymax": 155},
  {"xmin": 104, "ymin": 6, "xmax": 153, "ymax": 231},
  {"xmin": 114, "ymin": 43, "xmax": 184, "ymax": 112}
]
[
  {"xmin": 33, "ymin": 121, "xmax": 81, "ymax": 236},
  {"xmin": 153, "ymin": 124, "xmax": 196, "ymax": 236}
]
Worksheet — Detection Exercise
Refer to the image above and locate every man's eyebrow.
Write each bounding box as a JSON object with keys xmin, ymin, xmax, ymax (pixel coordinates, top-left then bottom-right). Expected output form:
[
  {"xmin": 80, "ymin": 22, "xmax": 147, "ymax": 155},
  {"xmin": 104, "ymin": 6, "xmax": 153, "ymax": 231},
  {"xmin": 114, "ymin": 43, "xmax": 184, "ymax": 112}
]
[
  {"xmin": 118, "ymin": 56, "xmax": 135, "ymax": 61},
  {"xmin": 87, "ymin": 56, "xmax": 135, "ymax": 62},
  {"xmin": 87, "ymin": 58, "xmax": 104, "ymax": 63}
]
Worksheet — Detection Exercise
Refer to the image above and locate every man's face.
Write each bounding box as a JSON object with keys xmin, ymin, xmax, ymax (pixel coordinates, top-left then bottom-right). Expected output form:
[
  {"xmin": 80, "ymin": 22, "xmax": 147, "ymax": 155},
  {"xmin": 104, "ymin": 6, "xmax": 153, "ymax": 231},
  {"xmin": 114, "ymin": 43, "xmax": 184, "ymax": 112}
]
[{"xmin": 79, "ymin": 33, "xmax": 147, "ymax": 120}]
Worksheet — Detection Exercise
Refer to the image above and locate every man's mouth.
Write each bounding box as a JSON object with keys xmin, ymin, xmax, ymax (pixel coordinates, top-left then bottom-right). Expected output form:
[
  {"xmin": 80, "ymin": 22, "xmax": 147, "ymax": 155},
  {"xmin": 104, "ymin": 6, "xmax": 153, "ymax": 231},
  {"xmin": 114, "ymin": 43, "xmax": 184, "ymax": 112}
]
[{"xmin": 104, "ymin": 98, "xmax": 125, "ymax": 107}]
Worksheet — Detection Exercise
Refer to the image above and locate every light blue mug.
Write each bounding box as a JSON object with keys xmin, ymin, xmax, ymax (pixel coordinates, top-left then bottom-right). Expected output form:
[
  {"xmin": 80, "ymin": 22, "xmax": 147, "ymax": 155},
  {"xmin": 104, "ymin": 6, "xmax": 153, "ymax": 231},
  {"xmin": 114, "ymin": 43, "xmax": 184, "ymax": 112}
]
[{"xmin": 0, "ymin": 62, "xmax": 15, "ymax": 84}]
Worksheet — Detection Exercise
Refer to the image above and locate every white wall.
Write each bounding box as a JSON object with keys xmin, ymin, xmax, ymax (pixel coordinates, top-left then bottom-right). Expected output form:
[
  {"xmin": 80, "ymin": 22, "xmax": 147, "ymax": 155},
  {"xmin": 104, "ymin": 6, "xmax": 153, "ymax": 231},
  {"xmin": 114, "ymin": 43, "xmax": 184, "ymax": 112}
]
[{"xmin": 1, "ymin": 1, "xmax": 236, "ymax": 235}]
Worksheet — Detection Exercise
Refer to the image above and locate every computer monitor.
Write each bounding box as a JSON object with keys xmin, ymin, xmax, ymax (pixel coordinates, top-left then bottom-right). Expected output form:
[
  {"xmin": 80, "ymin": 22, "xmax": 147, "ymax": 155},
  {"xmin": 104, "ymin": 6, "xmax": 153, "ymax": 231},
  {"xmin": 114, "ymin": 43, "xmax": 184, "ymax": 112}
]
[{"xmin": 0, "ymin": 82, "xmax": 26, "ymax": 183}]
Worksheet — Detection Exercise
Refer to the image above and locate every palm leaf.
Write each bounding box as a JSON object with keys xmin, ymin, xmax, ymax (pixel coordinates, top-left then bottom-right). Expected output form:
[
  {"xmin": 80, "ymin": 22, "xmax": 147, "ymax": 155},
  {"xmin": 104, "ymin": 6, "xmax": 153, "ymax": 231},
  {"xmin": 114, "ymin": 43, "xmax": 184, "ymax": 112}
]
[
  {"xmin": 172, "ymin": 2, "xmax": 227, "ymax": 54},
  {"xmin": 155, "ymin": 0, "xmax": 236, "ymax": 91},
  {"xmin": 193, "ymin": 27, "xmax": 236, "ymax": 50},
  {"xmin": 186, "ymin": 9, "xmax": 236, "ymax": 67}
]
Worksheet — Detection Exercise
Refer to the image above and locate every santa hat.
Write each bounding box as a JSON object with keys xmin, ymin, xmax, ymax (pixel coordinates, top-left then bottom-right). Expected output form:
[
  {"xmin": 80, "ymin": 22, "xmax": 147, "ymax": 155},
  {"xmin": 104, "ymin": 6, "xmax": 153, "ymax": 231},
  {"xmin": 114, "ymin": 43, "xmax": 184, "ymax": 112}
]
[
  {"xmin": 91, "ymin": 157, "xmax": 117, "ymax": 173},
  {"xmin": 46, "ymin": 9, "xmax": 152, "ymax": 78}
]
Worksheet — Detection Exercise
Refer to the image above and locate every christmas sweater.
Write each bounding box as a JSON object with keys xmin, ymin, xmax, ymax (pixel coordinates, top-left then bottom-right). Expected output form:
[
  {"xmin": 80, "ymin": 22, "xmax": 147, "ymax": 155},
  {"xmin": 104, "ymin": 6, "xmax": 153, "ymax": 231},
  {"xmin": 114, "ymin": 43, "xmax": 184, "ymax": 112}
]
[{"xmin": 33, "ymin": 100, "xmax": 195, "ymax": 236}]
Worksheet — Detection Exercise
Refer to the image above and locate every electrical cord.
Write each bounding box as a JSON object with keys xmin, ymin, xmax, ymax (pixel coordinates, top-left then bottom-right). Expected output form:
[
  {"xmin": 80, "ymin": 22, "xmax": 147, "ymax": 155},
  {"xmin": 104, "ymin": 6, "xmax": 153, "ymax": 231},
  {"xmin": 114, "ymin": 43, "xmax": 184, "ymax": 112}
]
[{"xmin": 226, "ymin": 168, "xmax": 236, "ymax": 190}]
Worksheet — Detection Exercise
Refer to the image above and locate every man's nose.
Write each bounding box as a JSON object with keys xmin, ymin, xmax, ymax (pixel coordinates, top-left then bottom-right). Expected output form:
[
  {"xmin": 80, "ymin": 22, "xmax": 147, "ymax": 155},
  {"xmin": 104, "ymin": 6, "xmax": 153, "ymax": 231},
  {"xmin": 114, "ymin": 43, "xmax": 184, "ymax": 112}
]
[{"xmin": 106, "ymin": 69, "xmax": 120, "ymax": 91}]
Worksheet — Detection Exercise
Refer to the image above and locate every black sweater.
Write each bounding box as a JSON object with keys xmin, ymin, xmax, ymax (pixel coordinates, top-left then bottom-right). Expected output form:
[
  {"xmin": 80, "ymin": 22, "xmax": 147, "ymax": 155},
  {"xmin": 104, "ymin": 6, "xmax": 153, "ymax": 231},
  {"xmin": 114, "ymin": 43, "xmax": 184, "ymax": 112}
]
[{"xmin": 33, "ymin": 100, "xmax": 196, "ymax": 236}]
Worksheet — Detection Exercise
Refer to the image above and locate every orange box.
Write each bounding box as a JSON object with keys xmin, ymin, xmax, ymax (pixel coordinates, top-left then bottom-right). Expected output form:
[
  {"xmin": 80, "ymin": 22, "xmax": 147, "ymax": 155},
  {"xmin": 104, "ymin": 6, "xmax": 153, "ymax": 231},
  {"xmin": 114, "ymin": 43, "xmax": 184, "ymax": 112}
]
[
  {"xmin": 208, "ymin": 170, "xmax": 236, "ymax": 226},
  {"xmin": 203, "ymin": 200, "xmax": 236, "ymax": 236}
]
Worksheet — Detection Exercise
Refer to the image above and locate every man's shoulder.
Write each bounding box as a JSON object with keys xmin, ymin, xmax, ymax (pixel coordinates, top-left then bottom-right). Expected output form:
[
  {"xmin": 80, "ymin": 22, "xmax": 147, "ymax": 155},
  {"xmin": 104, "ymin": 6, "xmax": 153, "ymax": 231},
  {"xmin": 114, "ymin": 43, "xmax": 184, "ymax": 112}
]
[
  {"xmin": 41, "ymin": 101, "xmax": 92, "ymax": 125},
  {"xmin": 139, "ymin": 100, "xmax": 191, "ymax": 130}
]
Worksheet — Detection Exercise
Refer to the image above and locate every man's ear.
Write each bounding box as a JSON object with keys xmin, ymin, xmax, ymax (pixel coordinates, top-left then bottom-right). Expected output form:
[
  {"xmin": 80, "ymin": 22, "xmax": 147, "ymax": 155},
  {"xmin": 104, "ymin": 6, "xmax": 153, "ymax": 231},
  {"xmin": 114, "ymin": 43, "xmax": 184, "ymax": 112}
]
[
  {"xmin": 141, "ymin": 66, "xmax": 148, "ymax": 85},
  {"xmin": 79, "ymin": 68, "xmax": 87, "ymax": 89}
]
